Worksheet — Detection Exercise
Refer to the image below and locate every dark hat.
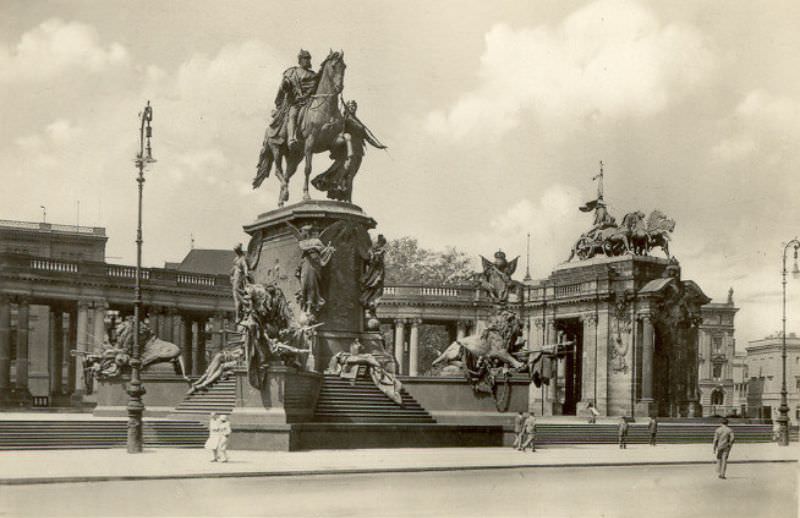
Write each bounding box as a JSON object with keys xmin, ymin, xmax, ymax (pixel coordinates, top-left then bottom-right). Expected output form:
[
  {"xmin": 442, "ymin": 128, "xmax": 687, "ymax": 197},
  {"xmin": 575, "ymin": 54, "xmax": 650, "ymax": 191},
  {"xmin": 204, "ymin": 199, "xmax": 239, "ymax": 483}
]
[
  {"xmin": 494, "ymin": 250, "xmax": 506, "ymax": 260},
  {"xmin": 298, "ymin": 49, "xmax": 311, "ymax": 59}
]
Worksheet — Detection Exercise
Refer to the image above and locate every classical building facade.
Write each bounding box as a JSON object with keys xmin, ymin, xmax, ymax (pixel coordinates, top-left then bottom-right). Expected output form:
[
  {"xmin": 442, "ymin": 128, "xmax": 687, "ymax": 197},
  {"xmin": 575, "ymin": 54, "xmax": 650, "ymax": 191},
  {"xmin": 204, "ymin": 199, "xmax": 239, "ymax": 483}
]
[
  {"xmin": 0, "ymin": 220, "xmax": 235, "ymax": 406},
  {"xmin": 1, "ymin": 218, "xmax": 735, "ymax": 419},
  {"xmin": 697, "ymin": 297, "xmax": 740, "ymax": 416},
  {"xmin": 745, "ymin": 333, "xmax": 800, "ymax": 424}
]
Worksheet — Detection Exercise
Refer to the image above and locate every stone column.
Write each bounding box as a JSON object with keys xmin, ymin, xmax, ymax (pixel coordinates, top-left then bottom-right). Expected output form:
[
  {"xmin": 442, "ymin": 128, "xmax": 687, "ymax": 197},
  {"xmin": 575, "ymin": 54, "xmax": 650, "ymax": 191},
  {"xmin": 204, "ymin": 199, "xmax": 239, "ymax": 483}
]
[
  {"xmin": 92, "ymin": 301, "xmax": 107, "ymax": 352},
  {"xmin": 74, "ymin": 300, "xmax": 90, "ymax": 394},
  {"xmin": 640, "ymin": 315, "xmax": 655, "ymax": 402},
  {"xmin": 581, "ymin": 313, "xmax": 598, "ymax": 406},
  {"xmin": 211, "ymin": 312, "xmax": 224, "ymax": 355},
  {"xmin": 181, "ymin": 316, "xmax": 193, "ymax": 376},
  {"xmin": 192, "ymin": 318, "xmax": 207, "ymax": 375},
  {"xmin": 66, "ymin": 308, "xmax": 77, "ymax": 395},
  {"xmin": 148, "ymin": 307, "xmax": 160, "ymax": 338},
  {"xmin": 394, "ymin": 319, "xmax": 406, "ymax": 375},
  {"xmin": 15, "ymin": 297, "xmax": 31, "ymax": 391},
  {"xmin": 162, "ymin": 307, "xmax": 176, "ymax": 342},
  {"xmin": 0, "ymin": 295, "xmax": 10, "ymax": 391},
  {"xmin": 51, "ymin": 308, "xmax": 64, "ymax": 396},
  {"xmin": 547, "ymin": 322, "xmax": 558, "ymax": 406},
  {"xmin": 409, "ymin": 319, "xmax": 421, "ymax": 376}
]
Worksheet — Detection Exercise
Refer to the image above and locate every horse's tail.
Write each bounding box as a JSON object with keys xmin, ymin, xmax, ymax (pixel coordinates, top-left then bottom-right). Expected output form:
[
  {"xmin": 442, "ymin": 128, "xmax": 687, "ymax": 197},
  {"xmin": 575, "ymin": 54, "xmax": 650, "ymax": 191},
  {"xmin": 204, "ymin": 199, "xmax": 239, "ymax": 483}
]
[{"xmin": 253, "ymin": 137, "xmax": 274, "ymax": 188}]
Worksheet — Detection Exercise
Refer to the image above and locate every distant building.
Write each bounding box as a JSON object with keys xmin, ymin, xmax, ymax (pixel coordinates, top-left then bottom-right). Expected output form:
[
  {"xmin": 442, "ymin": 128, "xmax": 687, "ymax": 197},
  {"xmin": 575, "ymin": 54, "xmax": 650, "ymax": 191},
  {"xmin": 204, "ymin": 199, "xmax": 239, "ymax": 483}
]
[
  {"xmin": 746, "ymin": 333, "xmax": 800, "ymax": 424},
  {"xmin": 697, "ymin": 295, "xmax": 739, "ymax": 416}
]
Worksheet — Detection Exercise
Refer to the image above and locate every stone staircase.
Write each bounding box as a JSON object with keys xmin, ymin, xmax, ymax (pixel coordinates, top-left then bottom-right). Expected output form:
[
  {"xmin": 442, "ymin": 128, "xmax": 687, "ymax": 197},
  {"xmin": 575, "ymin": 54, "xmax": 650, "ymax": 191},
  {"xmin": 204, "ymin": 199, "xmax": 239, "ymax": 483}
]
[
  {"xmin": 0, "ymin": 419, "xmax": 207, "ymax": 450},
  {"xmin": 169, "ymin": 378, "xmax": 237, "ymax": 421},
  {"xmin": 312, "ymin": 374, "xmax": 435, "ymax": 424},
  {"xmin": 515, "ymin": 423, "xmax": 795, "ymax": 445}
]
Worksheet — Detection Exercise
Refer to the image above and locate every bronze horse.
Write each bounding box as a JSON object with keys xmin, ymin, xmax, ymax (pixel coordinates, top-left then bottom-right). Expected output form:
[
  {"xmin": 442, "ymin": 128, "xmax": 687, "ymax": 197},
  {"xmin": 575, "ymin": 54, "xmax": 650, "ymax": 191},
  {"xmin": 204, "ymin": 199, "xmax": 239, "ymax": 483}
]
[{"xmin": 253, "ymin": 51, "xmax": 348, "ymax": 206}]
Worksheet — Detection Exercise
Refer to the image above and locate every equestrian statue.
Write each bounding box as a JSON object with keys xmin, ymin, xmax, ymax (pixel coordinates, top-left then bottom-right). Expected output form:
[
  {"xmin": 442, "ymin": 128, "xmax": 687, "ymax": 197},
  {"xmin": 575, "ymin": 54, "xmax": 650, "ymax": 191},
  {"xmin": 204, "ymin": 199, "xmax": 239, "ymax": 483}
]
[{"xmin": 253, "ymin": 49, "xmax": 386, "ymax": 206}]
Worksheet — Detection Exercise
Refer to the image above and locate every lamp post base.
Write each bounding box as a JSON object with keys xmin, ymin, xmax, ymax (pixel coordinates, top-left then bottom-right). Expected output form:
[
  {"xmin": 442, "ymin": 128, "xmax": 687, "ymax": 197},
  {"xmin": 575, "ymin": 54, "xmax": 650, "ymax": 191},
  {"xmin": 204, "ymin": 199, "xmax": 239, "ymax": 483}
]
[{"xmin": 776, "ymin": 412, "xmax": 790, "ymax": 447}]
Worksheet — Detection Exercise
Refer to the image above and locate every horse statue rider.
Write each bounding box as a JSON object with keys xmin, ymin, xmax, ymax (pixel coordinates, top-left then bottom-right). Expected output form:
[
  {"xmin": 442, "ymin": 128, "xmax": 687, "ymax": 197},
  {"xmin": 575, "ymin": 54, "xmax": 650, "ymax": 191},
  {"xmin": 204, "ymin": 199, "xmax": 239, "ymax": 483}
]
[
  {"xmin": 273, "ymin": 49, "xmax": 320, "ymax": 151},
  {"xmin": 254, "ymin": 49, "xmax": 386, "ymax": 206}
]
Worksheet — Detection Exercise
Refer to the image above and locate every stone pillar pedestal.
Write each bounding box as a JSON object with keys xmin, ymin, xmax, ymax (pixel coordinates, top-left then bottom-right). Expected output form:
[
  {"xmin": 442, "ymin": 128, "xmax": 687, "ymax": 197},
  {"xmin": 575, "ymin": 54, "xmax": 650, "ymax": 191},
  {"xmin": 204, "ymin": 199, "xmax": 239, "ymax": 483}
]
[
  {"xmin": 229, "ymin": 366, "xmax": 322, "ymax": 451},
  {"xmin": 243, "ymin": 200, "xmax": 377, "ymax": 369}
]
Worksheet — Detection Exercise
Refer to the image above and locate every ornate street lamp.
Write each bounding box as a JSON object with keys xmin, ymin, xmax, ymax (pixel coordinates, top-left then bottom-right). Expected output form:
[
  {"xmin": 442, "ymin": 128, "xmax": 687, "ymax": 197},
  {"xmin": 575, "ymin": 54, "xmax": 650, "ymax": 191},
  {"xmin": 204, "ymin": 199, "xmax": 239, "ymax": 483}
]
[
  {"xmin": 778, "ymin": 238, "xmax": 800, "ymax": 446},
  {"xmin": 128, "ymin": 101, "xmax": 155, "ymax": 453}
]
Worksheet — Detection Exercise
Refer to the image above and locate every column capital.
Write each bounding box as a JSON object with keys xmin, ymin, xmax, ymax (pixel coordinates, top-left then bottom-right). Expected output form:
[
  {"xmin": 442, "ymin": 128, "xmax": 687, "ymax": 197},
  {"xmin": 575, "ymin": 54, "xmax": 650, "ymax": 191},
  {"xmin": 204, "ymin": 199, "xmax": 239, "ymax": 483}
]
[
  {"xmin": 394, "ymin": 318, "xmax": 407, "ymax": 325},
  {"xmin": 533, "ymin": 319, "xmax": 545, "ymax": 329},
  {"xmin": 410, "ymin": 318, "xmax": 422, "ymax": 327},
  {"xmin": 15, "ymin": 295, "xmax": 32, "ymax": 306}
]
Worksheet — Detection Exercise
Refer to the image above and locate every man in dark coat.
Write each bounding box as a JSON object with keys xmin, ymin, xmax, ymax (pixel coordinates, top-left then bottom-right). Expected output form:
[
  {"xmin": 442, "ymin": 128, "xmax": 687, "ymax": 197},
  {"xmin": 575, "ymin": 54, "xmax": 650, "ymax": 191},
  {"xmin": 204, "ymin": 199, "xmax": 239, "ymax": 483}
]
[{"xmin": 713, "ymin": 418, "xmax": 735, "ymax": 479}]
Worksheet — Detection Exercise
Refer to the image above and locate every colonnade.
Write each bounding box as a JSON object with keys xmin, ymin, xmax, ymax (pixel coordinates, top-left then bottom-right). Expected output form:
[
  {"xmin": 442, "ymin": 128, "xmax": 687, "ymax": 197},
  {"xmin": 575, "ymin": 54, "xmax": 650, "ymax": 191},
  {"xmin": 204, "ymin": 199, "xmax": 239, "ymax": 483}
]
[
  {"xmin": 0, "ymin": 294, "xmax": 232, "ymax": 405},
  {"xmin": 389, "ymin": 318, "xmax": 472, "ymax": 376}
]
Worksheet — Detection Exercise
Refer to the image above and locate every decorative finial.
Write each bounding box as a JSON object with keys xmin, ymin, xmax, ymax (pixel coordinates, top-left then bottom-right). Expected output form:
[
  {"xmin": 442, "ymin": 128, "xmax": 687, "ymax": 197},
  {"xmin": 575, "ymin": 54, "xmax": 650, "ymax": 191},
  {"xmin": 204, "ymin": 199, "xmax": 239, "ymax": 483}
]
[
  {"xmin": 593, "ymin": 160, "xmax": 605, "ymax": 200},
  {"xmin": 524, "ymin": 232, "xmax": 532, "ymax": 282}
]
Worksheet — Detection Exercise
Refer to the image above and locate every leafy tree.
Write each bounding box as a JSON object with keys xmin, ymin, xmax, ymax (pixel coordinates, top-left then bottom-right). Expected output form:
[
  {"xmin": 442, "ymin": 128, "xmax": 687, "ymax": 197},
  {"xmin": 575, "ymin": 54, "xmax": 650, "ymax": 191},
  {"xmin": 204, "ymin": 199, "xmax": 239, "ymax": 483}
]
[{"xmin": 384, "ymin": 236, "xmax": 474, "ymax": 285}]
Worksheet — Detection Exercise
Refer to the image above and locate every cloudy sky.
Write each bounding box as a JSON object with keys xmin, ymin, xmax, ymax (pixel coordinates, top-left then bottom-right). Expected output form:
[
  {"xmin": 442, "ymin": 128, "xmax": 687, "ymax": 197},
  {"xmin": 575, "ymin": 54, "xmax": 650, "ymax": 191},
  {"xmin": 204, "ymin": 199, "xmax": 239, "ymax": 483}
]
[{"xmin": 2, "ymin": 0, "xmax": 799, "ymax": 348}]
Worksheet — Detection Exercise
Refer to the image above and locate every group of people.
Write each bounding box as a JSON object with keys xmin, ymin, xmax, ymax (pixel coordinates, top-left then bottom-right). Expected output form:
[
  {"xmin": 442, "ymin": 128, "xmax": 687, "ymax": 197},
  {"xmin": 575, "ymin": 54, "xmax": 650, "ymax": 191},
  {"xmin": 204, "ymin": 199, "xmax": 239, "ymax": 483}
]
[
  {"xmin": 526, "ymin": 406, "xmax": 737, "ymax": 480},
  {"xmin": 615, "ymin": 416, "xmax": 658, "ymax": 449},
  {"xmin": 512, "ymin": 412, "xmax": 537, "ymax": 452},
  {"xmin": 205, "ymin": 413, "xmax": 232, "ymax": 463}
]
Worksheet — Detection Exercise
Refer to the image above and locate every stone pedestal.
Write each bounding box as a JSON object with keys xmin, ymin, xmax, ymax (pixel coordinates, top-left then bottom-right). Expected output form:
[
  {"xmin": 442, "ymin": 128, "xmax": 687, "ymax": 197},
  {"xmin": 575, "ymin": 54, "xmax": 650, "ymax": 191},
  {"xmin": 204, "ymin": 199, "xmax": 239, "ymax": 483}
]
[
  {"xmin": 228, "ymin": 366, "xmax": 322, "ymax": 451},
  {"xmin": 243, "ymin": 200, "xmax": 378, "ymax": 369}
]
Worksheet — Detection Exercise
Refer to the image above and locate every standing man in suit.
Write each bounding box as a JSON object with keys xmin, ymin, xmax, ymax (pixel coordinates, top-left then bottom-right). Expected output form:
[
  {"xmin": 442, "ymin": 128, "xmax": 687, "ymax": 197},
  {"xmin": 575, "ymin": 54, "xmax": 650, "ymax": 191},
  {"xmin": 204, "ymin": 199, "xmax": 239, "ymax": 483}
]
[
  {"xmin": 713, "ymin": 418, "xmax": 735, "ymax": 479},
  {"xmin": 648, "ymin": 416, "xmax": 658, "ymax": 446},
  {"xmin": 618, "ymin": 416, "xmax": 629, "ymax": 449},
  {"xmin": 520, "ymin": 413, "xmax": 537, "ymax": 452},
  {"xmin": 513, "ymin": 411, "xmax": 525, "ymax": 450}
]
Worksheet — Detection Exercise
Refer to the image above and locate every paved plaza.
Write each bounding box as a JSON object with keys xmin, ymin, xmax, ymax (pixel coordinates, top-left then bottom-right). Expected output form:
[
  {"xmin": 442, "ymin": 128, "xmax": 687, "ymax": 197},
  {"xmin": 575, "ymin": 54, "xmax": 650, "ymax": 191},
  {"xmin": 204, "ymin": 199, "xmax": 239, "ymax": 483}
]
[
  {"xmin": 2, "ymin": 461, "xmax": 796, "ymax": 517},
  {"xmin": 0, "ymin": 443, "xmax": 795, "ymax": 485}
]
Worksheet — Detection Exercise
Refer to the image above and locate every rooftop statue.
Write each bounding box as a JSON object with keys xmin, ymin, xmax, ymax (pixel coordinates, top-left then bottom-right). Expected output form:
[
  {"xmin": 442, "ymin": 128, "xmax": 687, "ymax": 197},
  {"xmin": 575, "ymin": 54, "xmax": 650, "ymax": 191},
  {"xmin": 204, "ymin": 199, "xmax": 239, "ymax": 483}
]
[
  {"xmin": 477, "ymin": 250, "xmax": 519, "ymax": 304},
  {"xmin": 253, "ymin": 49, "xmax": 386, "ymax": 206},
  {"xmin": 567, "ymin": 162, "xmax": 675, "ymax": 261}
]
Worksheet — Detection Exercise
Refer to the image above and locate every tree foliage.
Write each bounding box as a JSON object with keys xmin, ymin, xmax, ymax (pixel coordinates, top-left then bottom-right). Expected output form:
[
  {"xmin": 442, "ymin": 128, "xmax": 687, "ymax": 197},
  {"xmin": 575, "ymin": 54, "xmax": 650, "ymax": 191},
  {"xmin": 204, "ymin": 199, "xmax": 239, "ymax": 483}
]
[{"xmin": 384, "ymin": 236, "xmax": 474, "ymax": 285}]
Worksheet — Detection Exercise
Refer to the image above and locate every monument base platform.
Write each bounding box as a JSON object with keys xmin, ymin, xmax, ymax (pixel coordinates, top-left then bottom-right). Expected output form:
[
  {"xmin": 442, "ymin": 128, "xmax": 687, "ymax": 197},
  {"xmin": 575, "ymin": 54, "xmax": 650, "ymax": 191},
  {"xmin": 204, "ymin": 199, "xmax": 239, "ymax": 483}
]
[{"xmin": 289, "ymin": 422, "xmax": 504, "ymax": 451}]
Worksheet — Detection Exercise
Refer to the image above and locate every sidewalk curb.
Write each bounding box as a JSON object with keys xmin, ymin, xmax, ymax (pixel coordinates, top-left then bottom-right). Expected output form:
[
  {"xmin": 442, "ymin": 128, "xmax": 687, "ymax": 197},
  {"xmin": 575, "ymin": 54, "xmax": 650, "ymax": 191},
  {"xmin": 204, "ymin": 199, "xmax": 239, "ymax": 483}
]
[{"xmin": 1, "ymin": 459, "xmax": 795, "ymax": 486}]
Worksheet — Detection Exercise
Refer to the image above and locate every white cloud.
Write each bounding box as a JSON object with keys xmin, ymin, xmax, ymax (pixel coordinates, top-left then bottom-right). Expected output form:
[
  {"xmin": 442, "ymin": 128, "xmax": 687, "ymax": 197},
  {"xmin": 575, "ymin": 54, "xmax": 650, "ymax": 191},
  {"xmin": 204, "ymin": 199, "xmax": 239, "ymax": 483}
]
[
  {"xmin": 710, "ymin": 136, "xmax": 756, "ymax": 163},
  {"xmin": 0, "ymin": 19, "xmax": 129, "ymax": 83},
  {"xmin": 477, "ymin": 184, "xmax": 585, "ymax": 276},
  {"xmin": 710, "ymin": 89, "xmax": 800, "ymax": 164},
  {"xmin": 426, "ymin": 0, "xmax": 713, "ymax": 140}
]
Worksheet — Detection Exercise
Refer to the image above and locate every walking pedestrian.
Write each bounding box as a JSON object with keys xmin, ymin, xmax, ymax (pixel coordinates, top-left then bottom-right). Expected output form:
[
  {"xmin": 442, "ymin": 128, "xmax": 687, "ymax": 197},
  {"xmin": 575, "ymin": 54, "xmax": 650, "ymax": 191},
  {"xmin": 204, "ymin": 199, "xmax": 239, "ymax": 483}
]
[
  {"xmin": 618, "ymin": 416, "xmax": 628, "ymax": 449},
  {"xmin": 205, "ymin": 412, "xmax": 220, "ymax": 462},
  {"xmin": 587, "ymin": 402, "xmax": 600, "ymax": 424},
  {"xmin": 713, "ymin": 418, "xmax": 735, "ymax": 479},
  {"xmin": 648, "ymin": 416, "xmax": 658, "ymax": 446},
  {"xmin": 520, "ymin": 413, "xmax": 537, "ymax": 452},
  {"xmin": 216, "ymin": 415, "xmax": 231, "ymax": 462},
  {"xmin": 513, "ymin": 411, "xmax": 525, "ymax": 450}
]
